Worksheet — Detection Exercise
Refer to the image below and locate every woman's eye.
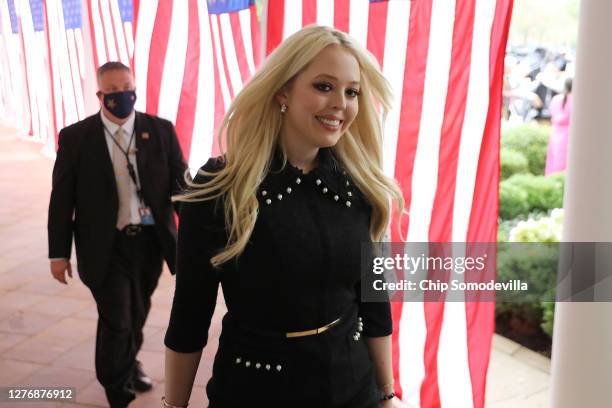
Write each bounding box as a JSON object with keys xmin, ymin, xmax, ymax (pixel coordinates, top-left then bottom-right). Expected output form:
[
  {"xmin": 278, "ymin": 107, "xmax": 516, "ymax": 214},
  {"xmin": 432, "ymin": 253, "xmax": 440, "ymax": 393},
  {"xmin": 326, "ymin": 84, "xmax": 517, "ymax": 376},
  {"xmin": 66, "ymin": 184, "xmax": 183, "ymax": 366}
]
[
  {"xmin": 314, "ymin": 83, "xmax": 360, "ymax": 98},
  {"xmin": 314, "ymin": 82, "xmax": 332, "ymax": 92}
]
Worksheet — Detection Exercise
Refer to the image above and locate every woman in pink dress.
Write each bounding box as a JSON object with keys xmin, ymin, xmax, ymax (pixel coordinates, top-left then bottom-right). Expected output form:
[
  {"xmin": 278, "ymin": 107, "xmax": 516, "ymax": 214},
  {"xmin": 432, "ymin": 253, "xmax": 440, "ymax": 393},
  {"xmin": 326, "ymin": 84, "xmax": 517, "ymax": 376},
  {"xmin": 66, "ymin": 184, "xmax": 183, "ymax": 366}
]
[{"xmin": 545, "ymin": 78, "xmax": 573, "ymax": 175}]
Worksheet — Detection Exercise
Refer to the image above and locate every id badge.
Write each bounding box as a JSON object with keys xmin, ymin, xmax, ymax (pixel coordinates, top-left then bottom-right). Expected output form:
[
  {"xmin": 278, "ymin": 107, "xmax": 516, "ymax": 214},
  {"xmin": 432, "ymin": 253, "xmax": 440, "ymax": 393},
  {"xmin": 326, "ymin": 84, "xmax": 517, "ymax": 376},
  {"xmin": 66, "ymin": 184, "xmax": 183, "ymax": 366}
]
[{"xmin": 139, "ymin": 207, "xmax": 155, "ymax": 225}]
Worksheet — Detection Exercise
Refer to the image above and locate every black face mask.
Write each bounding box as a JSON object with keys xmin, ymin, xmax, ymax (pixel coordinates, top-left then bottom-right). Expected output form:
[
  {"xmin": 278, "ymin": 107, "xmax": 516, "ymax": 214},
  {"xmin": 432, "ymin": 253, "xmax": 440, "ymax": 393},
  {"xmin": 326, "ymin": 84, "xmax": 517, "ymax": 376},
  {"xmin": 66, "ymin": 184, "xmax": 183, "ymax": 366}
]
[{"xmin": 102, "ymin": 90, "xmax": 137, "ymax": 119}]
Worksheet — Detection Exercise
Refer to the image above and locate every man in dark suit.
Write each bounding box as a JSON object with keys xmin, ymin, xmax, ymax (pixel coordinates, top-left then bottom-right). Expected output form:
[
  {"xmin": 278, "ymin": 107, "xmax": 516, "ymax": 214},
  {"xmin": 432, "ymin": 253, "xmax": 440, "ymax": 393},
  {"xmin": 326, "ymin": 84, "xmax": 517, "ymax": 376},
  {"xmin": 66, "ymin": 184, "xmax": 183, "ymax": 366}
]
[{"xmin": 48, "ymin": 61, "xmax": 187, "ymax": 408}]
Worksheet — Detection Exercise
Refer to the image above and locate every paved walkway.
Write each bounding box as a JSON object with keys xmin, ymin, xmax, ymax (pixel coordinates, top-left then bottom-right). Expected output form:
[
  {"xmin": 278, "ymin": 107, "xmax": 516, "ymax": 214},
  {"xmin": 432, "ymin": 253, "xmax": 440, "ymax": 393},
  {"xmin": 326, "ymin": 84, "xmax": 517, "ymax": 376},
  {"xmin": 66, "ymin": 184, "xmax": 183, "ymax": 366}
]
[{"xmin": 0, "ymin": 125, "xmax": 549, "ymax": 407}]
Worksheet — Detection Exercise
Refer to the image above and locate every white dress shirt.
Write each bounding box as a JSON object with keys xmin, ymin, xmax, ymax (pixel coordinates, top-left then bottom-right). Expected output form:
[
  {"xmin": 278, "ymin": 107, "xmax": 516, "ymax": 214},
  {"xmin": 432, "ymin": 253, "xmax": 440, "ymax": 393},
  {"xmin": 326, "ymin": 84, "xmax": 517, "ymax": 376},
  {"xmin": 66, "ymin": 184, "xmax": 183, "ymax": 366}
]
[{"xmin": 100, "ymin": 110, "xmax": 144, "ymax": 225}]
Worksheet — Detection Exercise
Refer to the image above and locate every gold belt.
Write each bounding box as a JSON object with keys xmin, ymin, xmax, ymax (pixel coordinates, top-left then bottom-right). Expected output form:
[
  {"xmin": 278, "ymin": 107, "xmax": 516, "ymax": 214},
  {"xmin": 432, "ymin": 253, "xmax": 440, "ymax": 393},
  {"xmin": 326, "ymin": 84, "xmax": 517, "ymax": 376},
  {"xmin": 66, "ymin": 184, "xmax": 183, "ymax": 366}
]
[{"xmin": 285, "ymin": 317, "xmax": 342, "ymax": 338}]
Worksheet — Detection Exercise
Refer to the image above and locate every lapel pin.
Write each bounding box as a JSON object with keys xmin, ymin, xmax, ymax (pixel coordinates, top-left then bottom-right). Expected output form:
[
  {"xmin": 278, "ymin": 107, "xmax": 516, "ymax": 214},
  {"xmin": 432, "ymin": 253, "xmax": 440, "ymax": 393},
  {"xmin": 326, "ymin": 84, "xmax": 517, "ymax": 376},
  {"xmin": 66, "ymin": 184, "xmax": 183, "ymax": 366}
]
[{"xmin": 141, "ymin": 132, "xmax": 150, "ymax": 140}]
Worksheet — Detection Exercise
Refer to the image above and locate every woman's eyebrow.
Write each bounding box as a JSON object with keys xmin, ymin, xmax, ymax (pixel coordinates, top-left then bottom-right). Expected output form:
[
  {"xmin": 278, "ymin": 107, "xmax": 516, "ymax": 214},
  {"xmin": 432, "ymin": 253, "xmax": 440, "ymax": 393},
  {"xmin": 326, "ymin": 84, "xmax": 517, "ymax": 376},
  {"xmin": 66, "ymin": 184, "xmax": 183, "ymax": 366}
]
[{"xmin": 314, "ymin": 74, "xmax": 360, "ymax": 85}]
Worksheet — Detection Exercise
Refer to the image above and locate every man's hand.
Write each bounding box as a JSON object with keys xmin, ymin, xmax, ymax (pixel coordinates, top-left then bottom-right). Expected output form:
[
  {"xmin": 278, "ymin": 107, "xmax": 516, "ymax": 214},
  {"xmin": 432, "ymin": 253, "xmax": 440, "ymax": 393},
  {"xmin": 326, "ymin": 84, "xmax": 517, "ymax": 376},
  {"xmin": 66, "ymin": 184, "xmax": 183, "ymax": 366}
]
[{"xmin": 50, "ymin": 259, "xmax": 73, "ymax": 284}]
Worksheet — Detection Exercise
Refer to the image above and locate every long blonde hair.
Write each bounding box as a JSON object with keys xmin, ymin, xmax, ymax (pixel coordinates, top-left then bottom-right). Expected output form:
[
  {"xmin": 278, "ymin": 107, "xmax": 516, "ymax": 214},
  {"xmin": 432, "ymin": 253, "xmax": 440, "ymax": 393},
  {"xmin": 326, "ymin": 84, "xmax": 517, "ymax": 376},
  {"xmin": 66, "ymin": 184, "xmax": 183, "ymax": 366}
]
[{"xmin": 178, "ymin": 25, "xmax": 404, "ymax": 266}]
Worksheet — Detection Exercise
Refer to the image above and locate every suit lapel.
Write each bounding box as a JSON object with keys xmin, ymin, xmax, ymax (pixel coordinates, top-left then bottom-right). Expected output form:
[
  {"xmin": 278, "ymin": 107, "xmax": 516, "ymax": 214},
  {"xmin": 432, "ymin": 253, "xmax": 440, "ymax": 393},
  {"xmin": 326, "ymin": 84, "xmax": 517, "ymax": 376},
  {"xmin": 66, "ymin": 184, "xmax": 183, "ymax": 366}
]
[
  {"xmin": 93, "ymin": 113, "xmax": 117, "ymax": 191},
  {"xmin": 134, "ymin": 112, "xmax": 149, "ymax": 186}
]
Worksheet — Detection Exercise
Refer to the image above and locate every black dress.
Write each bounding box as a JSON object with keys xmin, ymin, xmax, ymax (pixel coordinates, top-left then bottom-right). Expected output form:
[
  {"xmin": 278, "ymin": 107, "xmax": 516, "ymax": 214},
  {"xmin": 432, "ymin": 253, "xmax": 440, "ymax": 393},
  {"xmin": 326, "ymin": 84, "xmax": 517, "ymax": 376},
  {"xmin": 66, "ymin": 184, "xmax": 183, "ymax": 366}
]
[{"xmin": 164, "ymin": 148, "xmax": 391, "ymax": 407}]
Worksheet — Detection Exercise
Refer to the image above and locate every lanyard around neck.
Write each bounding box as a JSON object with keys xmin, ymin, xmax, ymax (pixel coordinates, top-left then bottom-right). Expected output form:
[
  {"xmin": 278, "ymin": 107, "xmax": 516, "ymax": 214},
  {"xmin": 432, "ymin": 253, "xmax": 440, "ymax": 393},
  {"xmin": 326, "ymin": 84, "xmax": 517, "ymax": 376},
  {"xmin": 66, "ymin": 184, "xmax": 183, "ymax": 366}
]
[
  {"xmin": 104, "ymin": 124, "xmax": 135, "ymax": 157},
  {"xmin": 103, "ymin": 125, "xmax": 145, "ymax": 204}
]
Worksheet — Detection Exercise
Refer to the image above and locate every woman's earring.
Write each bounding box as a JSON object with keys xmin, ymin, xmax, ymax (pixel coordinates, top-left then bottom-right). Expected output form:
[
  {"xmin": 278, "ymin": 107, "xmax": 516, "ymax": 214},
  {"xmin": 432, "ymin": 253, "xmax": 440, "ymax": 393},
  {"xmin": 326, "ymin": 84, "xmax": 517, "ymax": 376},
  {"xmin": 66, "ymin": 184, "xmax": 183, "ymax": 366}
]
[{"xmin": 280, "ymin": 104, "xmax": 287, "ymax": 114}]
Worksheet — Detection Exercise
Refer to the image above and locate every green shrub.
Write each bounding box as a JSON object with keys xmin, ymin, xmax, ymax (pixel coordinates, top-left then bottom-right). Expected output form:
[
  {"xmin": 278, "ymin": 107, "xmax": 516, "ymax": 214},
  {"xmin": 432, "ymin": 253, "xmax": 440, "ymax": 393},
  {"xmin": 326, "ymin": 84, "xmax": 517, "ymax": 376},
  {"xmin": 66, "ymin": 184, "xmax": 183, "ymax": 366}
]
[
  {"xmin": 497, "ymin": 243, "xmax": 558, "ymax": 301},
  {"xmin": 500, "ymin": 148, "xmax": 529, "ymax": 180},
  {"xmin": 508, "ymin": 209, "xmax": 564, "ymax": 243},
  {"xmin": 496, "ymin": 211, "xmax": 562, "ymax": 341},
  {"xmin": 495, "ymin": 302, "xmax": 544, "ymax": 330},
  {"xmin": 496, "ymin": 125, "xmax": 561, "ymax": 340},
  {"xmin": 498, "ymin": 218, "xmax": 521, "ymax": 242},
  {"xmin": 504, "ymin": 211, "xmax": 562, "ymax": 304},
  {"xmin": 547, "ymin": 172, "xmax": 565, "ymax": 187},
  {"xmin": 541, "ymin": 301, "xmax": 555, "ymax": 338},
  {"xmin": 495, "ymin": 243, "xmax": 558, "ymax": 338},
  {"xmin": 501, "ymin": 124, "xmax": 549, "ymax": 175},
  {"xmin": 504, "ymin": 173, "xmax": 564, "ymax": 215},
  {"xmin": 499, "ymin": 181, "xmax": 530, "ymax": 220}
]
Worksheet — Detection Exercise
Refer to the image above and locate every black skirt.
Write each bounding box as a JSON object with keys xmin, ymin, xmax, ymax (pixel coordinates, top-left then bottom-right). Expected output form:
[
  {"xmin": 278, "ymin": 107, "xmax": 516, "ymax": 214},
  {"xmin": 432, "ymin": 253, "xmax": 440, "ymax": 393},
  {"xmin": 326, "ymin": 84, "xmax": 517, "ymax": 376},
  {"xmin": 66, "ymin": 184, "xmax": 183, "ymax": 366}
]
[{"xmin": 206, "ymin": 305, "xmax": 380, "ymax": 407}]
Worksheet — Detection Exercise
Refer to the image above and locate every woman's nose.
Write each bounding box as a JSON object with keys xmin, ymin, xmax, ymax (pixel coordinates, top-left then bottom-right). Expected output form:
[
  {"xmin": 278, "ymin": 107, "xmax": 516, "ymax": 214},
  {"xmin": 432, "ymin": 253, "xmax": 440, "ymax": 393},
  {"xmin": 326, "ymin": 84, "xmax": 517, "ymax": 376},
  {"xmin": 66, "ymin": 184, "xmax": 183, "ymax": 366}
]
[{"xmin": 330, "ymin": 90, "xmax": 347, "ymax": 110}]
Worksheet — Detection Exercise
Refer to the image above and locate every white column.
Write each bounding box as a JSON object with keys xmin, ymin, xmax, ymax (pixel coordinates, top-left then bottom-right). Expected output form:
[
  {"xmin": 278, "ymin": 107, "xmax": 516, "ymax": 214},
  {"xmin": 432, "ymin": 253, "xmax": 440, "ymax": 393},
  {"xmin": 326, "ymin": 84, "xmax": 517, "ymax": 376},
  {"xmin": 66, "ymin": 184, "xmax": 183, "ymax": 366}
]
[{"xmin": 550, "ymin": 0, "xmax": 612, "ymax": 407}]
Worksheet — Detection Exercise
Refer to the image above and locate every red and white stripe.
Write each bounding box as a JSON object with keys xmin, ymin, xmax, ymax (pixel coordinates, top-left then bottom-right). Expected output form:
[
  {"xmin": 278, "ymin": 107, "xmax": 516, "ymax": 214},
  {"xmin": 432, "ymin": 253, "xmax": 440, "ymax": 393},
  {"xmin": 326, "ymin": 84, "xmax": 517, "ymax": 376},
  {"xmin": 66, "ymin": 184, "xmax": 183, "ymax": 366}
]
[
  {"xmin": 44, "ymin": 0, "xmax": 87, "ymax": 136},
  {"xmin": 133, "ymin": 0, "xmax": 260, "ymax": 171},
  {"xmin": 87, "ymin": 0, "xmax": 133, "ymax": 69},
  {"xmin": 0, "ymin": 37, "xmax": 7, "ymax": 120},
  {"xmin": 0, "ymin": 0, "xmax": 28, "ymax": 130},
  {"xmin": 267, "ymin": 0, "xmax": 513, "ymax": 407},
  {"xmin": 17, "ymin": 0, "xmax": 53, "ymax": 143}
]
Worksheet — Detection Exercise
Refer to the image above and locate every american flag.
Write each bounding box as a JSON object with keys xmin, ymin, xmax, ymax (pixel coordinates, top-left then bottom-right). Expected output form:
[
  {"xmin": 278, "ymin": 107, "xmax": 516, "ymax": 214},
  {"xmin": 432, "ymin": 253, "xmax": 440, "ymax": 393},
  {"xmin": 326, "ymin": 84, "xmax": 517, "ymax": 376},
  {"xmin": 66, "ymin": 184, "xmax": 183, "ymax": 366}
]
[
  {"xmin": 133, "ymin": 0, "xmax": 261, "ymax": 171},
  {"xmin": 0, "ymin": 26, "xmax": 6, "ymax": 119},
  {"xmin": 44, "ymin": 0, "xmax": 87, "ymax": 136},
  {"xmin": 0, "ymin": 0, "xmax": 28, "ymax": 129},
  {"xmin": 17, "ymin": 0, "xmax": 53, "ymax": 142},
  {"xmin": 266, "ymin": 0, "xmax": 512, "ymax": 407},
  {"xmin": 87, "ymin": 0, "xmax": 134, "ymax": 69}
]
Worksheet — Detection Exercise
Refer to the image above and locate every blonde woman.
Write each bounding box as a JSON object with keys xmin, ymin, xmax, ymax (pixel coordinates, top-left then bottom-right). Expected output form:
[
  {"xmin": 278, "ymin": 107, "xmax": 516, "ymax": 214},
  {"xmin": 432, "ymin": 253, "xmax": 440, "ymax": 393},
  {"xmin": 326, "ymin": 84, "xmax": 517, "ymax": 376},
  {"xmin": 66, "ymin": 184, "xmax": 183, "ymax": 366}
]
[{"xmin": 162, "ymin": 25, "xmax": 404, "ymax": 408}]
